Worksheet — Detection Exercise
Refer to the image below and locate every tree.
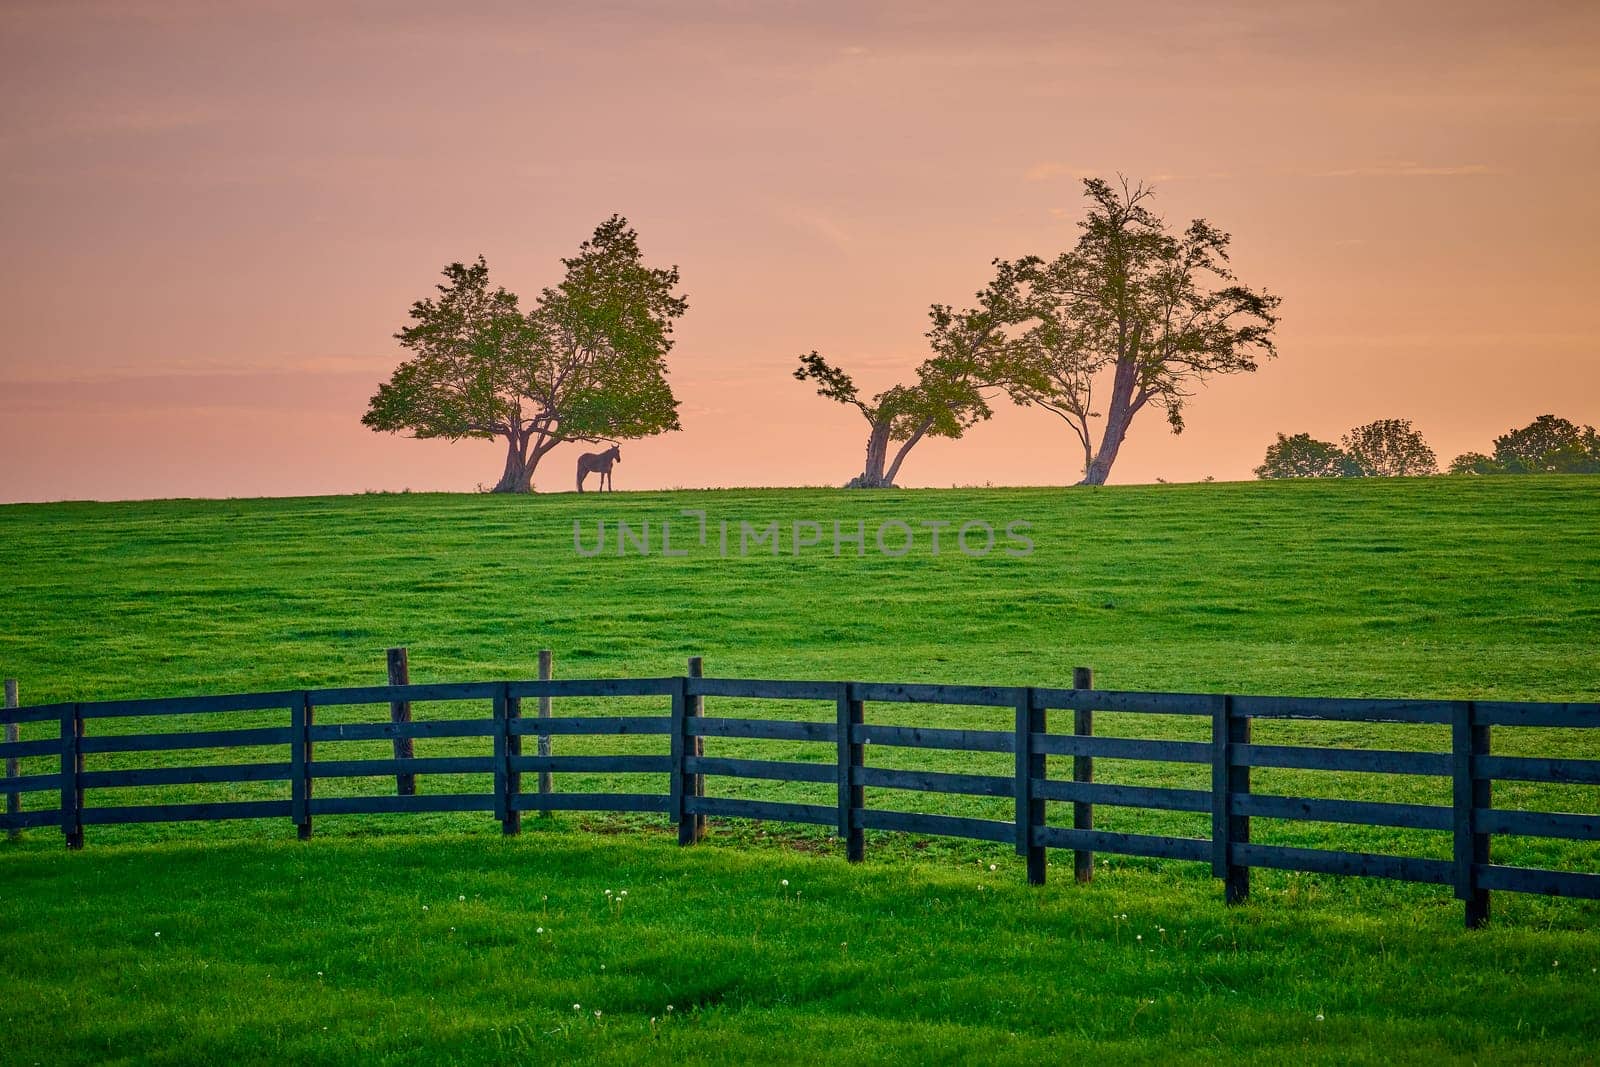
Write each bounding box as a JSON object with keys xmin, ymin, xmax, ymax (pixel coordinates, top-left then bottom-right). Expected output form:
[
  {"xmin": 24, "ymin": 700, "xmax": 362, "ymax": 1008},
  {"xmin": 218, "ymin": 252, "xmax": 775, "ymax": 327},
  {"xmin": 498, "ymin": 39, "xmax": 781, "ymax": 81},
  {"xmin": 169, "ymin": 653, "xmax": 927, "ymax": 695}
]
[
  {"xmin": 1254, "ymin": 433, "xmax": 1360, "ymax": 479},
  {"xmin": 1491, "ymin": 414, "xmax": 1600, "ymax": 474},
  {"xmin": 795, "ymin": 264, "xmax": 1038, "ymax": 488},
  {"xmin": 1008, "ymin": 177, "xmax": 1279, "ymax": 485},
  {"xmin": 363, "ymin": 217, "xmax": 686, "ymax": 492},
  {"xmin": 1447, "ymin": 451, "xmax": 1501, "ymax": 475},
  {"xmin": 1341, "ymin": 419, "xmax": 1438, "ymax": 477}
]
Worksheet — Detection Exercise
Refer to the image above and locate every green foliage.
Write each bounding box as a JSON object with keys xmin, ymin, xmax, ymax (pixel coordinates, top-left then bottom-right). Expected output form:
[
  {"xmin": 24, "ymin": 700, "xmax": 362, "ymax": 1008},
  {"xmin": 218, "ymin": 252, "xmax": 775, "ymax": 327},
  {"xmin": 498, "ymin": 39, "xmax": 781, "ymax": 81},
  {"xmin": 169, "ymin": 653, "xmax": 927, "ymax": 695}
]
[
  {"xmin": 1254, "ymin": 433, "xmax": 1360, "ymax": 479},
  {"xmin": 362, "ymin": 257, "xmax": 535, "ymax": 441},
  {"xmin": 364, "ymin": 218, "xmax": 686, "ymax": 492},
  {"xmin": 1010, "ymin": 178, "xmax": 1280, "ymax": 484},
  {"xmin": 1341, "ymin": 418, "xmax": 1438, "ymax": 477},
  {"xmin": 1448, "ymin": 451, "xmax": 1501, "ymax": 476},
  {"xmin": 1492, "ymin": 415, "xmax": 1600, "ymax": 474}
]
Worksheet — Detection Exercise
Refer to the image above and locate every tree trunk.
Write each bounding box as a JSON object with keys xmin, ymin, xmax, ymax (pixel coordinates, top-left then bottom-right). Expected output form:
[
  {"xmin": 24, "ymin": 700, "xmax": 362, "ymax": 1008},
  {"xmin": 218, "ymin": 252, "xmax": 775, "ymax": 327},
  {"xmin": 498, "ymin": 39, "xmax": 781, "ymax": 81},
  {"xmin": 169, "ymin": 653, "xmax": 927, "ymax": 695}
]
[
  {"xmin": 882, "ymin": 418, "xmax": 933, "ymax": 487},
  {"xmin": 853, "ymin": 421, "xmax": 893, "ymax": 487},
  {"xmin": 490, "ymin": 433, "xmax": 534, "ymax": 493},
  {"xmin": 1077, "ymin": 357, "xmax": 1140, "ymax": 486}
]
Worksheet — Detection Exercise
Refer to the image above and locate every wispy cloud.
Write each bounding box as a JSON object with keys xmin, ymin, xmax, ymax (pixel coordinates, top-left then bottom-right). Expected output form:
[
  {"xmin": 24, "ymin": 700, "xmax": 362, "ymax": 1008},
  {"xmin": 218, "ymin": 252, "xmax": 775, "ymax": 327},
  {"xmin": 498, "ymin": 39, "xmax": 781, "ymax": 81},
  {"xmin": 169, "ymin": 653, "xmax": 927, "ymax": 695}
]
[{"xmin": 1302, "ymin": 162, "xmax": 1495, "ymax": 178}]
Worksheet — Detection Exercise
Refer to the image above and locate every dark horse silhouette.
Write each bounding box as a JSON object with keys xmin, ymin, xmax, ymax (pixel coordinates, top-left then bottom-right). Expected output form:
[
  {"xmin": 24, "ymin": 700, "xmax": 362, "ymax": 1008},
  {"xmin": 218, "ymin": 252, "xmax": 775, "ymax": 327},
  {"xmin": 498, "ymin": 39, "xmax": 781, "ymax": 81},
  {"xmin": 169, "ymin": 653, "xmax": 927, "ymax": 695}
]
[{"xmin": 576, "ymin": 444, "xmax": 621, "ymax": 492}]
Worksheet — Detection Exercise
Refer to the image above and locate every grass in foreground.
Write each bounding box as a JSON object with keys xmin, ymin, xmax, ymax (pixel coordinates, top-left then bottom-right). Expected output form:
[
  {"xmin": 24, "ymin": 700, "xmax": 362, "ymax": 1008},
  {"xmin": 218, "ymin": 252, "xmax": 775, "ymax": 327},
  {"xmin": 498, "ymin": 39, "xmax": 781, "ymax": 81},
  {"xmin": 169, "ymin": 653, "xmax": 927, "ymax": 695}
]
[{"xmin": 2, "ymin": 827, "xmax": 1598, "ymax": 1065}]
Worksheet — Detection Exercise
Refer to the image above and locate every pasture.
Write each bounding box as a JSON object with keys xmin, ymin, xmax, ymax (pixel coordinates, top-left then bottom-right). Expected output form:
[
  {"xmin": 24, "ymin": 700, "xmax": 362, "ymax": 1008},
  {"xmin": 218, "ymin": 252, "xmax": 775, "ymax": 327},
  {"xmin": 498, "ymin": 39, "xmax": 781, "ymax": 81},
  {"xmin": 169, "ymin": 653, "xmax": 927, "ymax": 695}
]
[{"xmin": 1, "ymin": 477, "xmax": 1598, "ymax": 1063}]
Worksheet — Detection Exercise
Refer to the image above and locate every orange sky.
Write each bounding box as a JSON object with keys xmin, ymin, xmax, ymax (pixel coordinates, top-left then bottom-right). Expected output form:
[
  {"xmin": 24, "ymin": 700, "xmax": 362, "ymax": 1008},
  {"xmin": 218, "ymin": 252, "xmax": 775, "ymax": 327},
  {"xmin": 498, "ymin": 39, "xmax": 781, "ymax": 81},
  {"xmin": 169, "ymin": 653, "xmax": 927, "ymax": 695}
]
[{"xmin": 1, "ymin": 0, "xmax": 1597, "ymax": 501}]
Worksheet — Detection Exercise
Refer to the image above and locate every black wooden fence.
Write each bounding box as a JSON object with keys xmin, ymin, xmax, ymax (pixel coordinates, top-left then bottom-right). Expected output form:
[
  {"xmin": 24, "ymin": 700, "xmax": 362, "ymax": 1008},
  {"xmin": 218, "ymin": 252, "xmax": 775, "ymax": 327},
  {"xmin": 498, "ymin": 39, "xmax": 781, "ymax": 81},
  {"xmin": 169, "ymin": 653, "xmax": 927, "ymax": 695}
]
[{"xmin": 3, "ymin": 662, "xmax": 1597, "ymax": 928}]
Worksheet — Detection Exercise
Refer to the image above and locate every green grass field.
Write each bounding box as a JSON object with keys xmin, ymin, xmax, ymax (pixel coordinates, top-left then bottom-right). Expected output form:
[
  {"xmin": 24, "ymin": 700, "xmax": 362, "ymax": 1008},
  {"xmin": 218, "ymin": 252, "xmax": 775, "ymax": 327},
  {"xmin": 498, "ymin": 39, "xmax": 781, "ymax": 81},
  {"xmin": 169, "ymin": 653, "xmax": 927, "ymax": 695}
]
[{"xmin": 2, "ymin": 477, "xmax": 1598, "ymax": 1063}]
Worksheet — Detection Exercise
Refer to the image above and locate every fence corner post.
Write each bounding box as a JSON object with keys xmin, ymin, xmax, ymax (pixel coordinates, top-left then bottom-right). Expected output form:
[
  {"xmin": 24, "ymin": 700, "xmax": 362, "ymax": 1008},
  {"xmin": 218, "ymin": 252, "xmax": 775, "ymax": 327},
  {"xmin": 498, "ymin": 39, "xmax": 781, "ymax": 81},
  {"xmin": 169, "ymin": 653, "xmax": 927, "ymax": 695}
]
[
  {"xmin": 688, "ymin": 656, "xmax": 707, "ymax": 842},
  {"xmin": 4, "ymin": 679, "xmax": 18, "ymax": 841},
  {"xmin": 1454, "ymin": 700, "xmax": 1490, "ymax": 928},
  {"xmin": 60, "ymin": 702, "xmax": 83, "ymax": 850},
  {"xmin": 1017, "ymin": 687, "xmax": 1045, "ymax": 885},
  {"xmin": 537, "ymin": 649, "xmax": 553, "ymax": 812},
  {"xmin": 1072, "ymin": 666, "xmax": 1094, "ymax": 883},
  {"xmin": 1213, "ymin": 694, "xmax": 1249, "ymax": 904},
  {"xmin": 837, "ymin": 683, "xmax": 865, "ymax": 863},
  {"xmin": 386, "ymin": 647, "xmax": 415, "ymax": 797},
  {"xmin": 293, "ymin": 692, "xmax": 314, "ymax": 841}
]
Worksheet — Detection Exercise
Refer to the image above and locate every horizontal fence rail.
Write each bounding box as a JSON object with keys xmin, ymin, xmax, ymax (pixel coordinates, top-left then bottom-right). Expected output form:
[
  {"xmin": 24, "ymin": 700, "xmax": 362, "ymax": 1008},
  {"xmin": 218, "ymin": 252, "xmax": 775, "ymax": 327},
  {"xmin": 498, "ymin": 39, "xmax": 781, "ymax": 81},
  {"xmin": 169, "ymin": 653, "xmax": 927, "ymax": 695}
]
[{"xmin": 2, "ymin": 661, "xmax": 1598, "ymax": 928}]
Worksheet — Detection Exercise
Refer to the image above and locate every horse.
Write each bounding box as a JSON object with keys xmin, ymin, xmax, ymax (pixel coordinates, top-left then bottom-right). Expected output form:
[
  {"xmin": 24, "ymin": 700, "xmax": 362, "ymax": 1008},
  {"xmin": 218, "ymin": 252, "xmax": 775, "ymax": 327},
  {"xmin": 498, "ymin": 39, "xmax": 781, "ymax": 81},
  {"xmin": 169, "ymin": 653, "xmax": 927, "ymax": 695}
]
[{"xmin": 576, "ymin": 444, "xmax": 621, "ymax": 492}]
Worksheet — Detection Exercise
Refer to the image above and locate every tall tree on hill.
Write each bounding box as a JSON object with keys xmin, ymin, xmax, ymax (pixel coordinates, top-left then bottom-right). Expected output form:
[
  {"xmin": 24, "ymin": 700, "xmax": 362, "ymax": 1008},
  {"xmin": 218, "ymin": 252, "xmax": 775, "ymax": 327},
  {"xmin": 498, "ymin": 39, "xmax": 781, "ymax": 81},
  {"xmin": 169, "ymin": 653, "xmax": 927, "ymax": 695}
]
[
  {"xmin": 1341, "ymin": 418, "xmax": 1438, "ymax": 477},
  {"xmin": 363, "ymin": 217, "xmax": 685, "ymax": 492},
  {"xmin": 795, "ymin": 263, "xmax": 1039, "ymax": 488},
  {"xmin": 1008, "ymin": 177, "xmax": 1280, "ymax": 485}
]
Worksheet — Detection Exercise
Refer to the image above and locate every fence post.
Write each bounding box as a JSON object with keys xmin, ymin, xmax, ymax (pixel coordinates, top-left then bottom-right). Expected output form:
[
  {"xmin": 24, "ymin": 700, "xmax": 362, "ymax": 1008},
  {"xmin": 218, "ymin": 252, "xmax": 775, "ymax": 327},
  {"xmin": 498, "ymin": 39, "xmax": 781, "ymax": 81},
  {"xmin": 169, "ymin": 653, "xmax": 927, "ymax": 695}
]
[
  {"xmin": 1213, "ymin": 694, "xmax": 1249, "ymax": 904},
  {"xmin": 837, "ymin": 683, "xmax": 865, "ymax": 863},
  {"xmin": 1072, "ymin": 666, "xmax": 1094, "ymax": 883},
  {"xmin": 1016, "ymin": 687, "xmax": 1046, "ymax": 885},
  {"xmin": 5, "ymin": 679, "xmax": 18, "ymax": 841},
  {"xmin": 293, "ymin": 692, "xmax": 314, "ymax": 840},
  {"xmin": 1454, "ymin": 700, "xmax": 1491, "ymax": 928},
  {"xmin": 60, "ymin": 703, "xmax": 83, "ymax": 850},
  {"xmin": 387, "ymin": 647, "xmax": 415, "ymax": 796},
  {"xmin": 503, "ymin": 685, "xmax": 522, "ymax": 837},
  {"xmin": 537, "ymin": 649, "xmax": 553, "ymax": 811},
  {"xmin": 672, "ymin": 675, "xmax": 694, "ymax": 844},
  {"xmin": 687, "ymin": 656, "xmax": 706, "ymax": 842}
]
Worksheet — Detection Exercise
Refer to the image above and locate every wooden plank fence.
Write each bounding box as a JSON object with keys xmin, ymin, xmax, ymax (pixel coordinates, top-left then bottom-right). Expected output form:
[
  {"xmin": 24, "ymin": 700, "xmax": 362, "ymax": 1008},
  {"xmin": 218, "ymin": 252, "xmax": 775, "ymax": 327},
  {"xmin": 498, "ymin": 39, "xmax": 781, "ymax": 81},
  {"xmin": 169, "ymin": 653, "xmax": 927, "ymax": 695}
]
[{"xmin": 2, "ymin": 655, "xmax": 1597, "ymax": 928}]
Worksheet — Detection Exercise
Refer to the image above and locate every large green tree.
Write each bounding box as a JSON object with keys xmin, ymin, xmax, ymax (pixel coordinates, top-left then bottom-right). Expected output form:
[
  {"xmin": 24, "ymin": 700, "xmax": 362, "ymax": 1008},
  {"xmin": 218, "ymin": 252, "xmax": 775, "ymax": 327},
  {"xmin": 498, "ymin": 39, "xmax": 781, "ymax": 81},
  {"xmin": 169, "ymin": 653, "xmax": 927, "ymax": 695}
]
[
  {"xmin": 1009, "ymin": 178, "xmax": 1280, "ymax": 485},
  {"xmin": 363, "ymin": 217, "xmax": 686, "ymax": 492},
  {"xmin": 795, "ymin": 265, "xmax": 1037, "ymax": 488}
]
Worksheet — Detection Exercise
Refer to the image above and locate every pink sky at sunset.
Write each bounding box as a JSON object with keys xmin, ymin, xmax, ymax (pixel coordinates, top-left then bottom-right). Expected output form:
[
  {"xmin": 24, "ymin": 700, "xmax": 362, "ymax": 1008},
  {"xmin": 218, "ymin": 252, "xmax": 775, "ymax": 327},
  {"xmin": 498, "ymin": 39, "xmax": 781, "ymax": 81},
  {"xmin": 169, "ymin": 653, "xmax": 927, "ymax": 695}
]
[{"xmin": 1, "ymin": 0, "xmax": 1596, "ymax": 501}]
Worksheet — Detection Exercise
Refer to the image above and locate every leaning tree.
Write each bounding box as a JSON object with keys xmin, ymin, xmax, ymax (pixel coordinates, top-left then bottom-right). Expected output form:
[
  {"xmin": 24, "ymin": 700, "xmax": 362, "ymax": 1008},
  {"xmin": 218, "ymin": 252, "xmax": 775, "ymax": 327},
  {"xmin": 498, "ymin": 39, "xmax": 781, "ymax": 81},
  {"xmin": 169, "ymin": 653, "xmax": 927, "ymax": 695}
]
[
  {"xmin": 363, "ymin": 217, "xmax": 686, "ymax": 492},
  {"xmin": 1009, "ymin": 178, "xmax": 1280, "ymax": 485},
  {"xmin": 795, "ymin": 264, "xmax": 1037, "ymax": 488}
]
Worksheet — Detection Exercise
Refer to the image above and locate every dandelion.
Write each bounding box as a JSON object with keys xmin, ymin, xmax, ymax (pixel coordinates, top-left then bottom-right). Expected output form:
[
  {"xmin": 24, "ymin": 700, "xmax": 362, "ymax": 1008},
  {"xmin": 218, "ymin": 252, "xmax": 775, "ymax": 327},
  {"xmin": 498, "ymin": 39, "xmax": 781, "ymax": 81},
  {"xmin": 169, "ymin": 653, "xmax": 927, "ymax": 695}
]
[
  {"xmin": 605, "ymin": 889, "xmax": 613, "ymax": 896},
  {"xmin": 781, "ymin": 880, "xmax": 789, "ymax": 887},
  {"xmin": 594, "ymin": 1010, "xmax": 602, "ymax": 1018},
  {"xmin": 536, "ymin": 927, "xmax": 544, "ymax": 934},
  {"xmin": 619, "ymin": 890, "xmax": 628, "ymax": 897},
  {"xmin": 573, "ymin": 1003, "xmax": 581, "ymax": 1011},
  {"xmin": 154, "ymin": 932, "xmax": 161, "ymax": 939},
  {"xmin": 422, "ymin": 905, "xmax": 429, "ymax": 912},
  {"xmin": 458, "ymin": 894, "xmax": 466, "ymax": 901},
  {"xmin": 1315, "ymin": 1013, "xmax": 1325, "ymax": 1022},
  {"xmin": 1553, "ymin": 960, "xmax": 1560, "ymax": 968},
  {"xmin": 988, "ymin": 864, "xmax": 996, "ymax": 871},
  {"xmin": 666, "ymin": 1005, "xmax": 674, "ymax": 1013},
  {"xmin": 1136, "ymin": 934, "xmax": 1143, "ymax": 941},
  {"xmin": 1158, "ymin": 927, "xmax": 1166, "ymax": 935},
  {"xmin": 600, "ymin": 964, "xmax": 606, "ymax": 971}
]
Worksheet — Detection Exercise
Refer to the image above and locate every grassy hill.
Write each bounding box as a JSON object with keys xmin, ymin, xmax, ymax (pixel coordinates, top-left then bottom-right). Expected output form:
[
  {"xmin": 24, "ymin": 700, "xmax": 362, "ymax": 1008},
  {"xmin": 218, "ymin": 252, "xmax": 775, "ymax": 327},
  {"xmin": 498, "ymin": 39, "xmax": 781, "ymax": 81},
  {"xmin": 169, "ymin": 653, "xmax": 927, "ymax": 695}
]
[{"xmin": 1, "ymin": 478, "xmax": 1597, "ymax": 1062}]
